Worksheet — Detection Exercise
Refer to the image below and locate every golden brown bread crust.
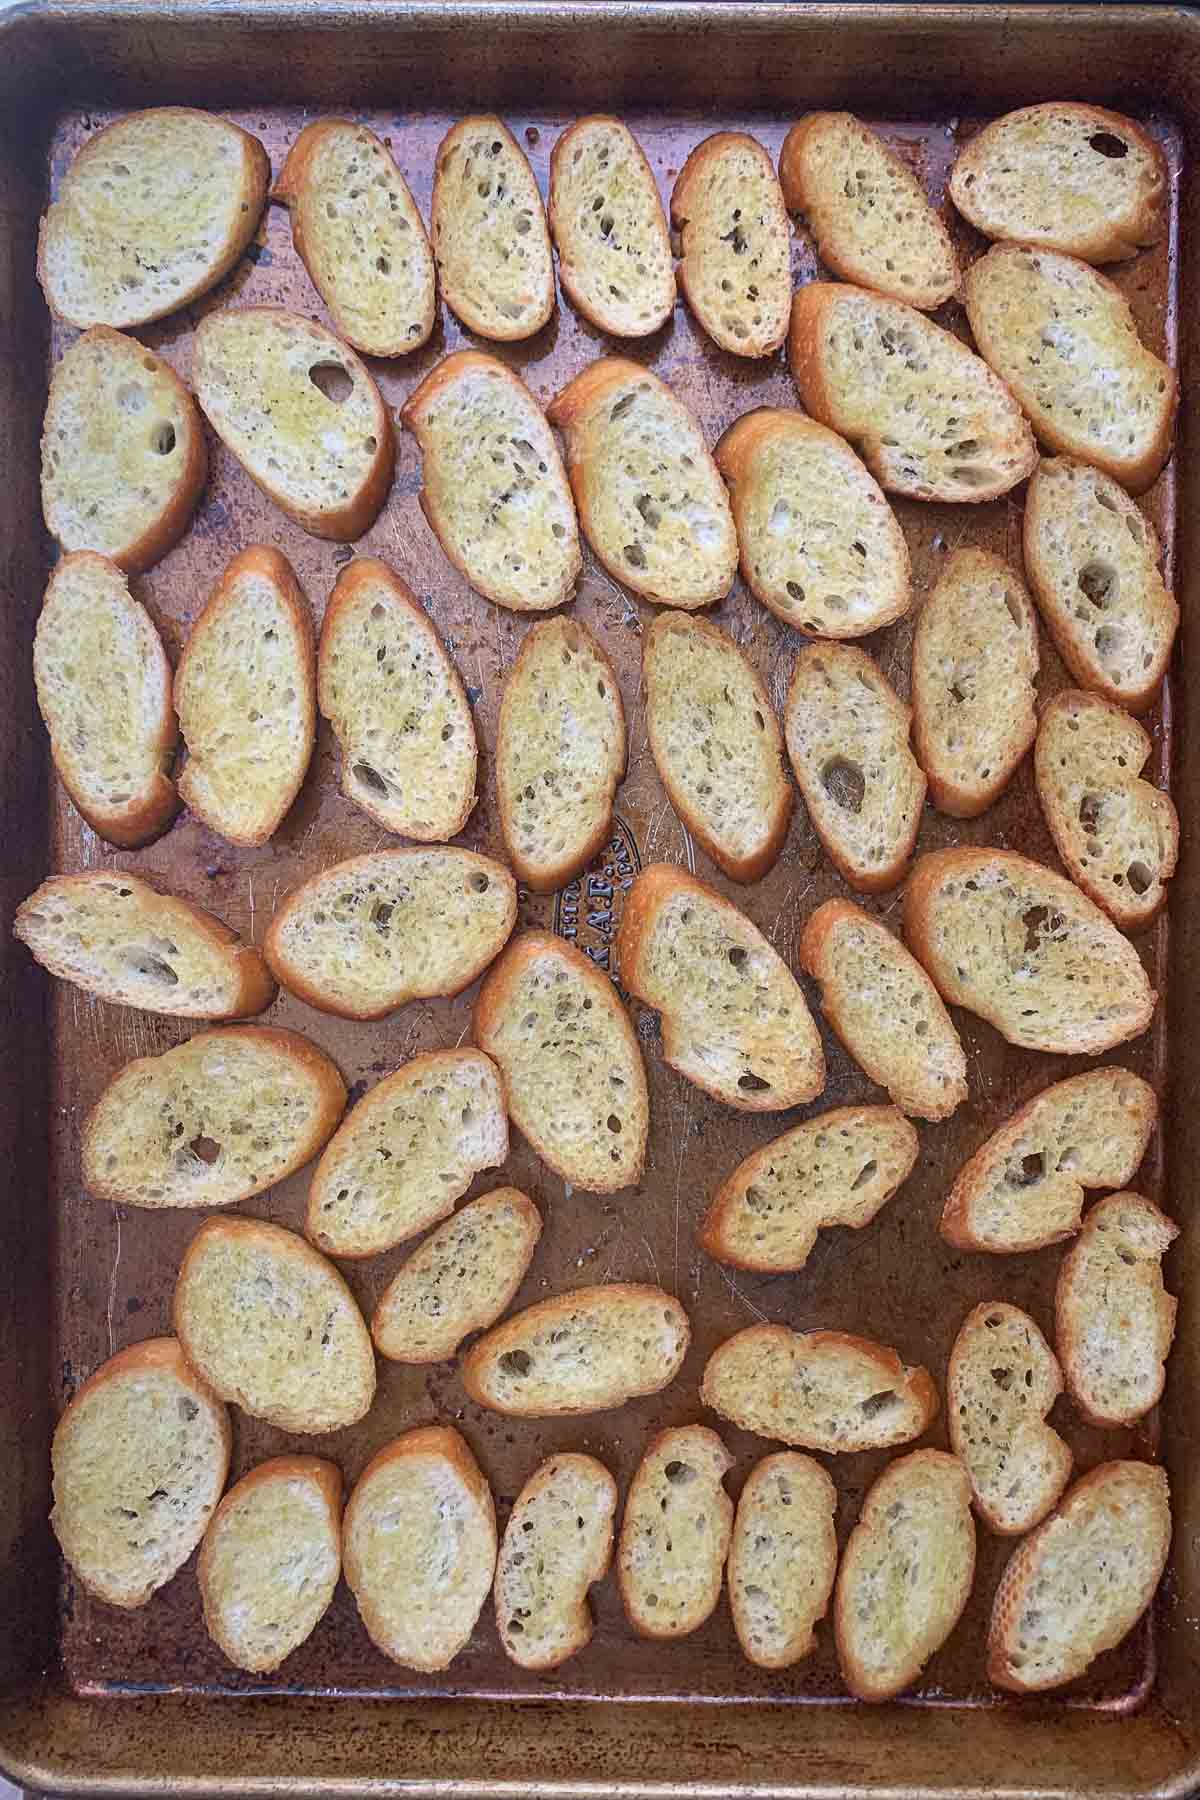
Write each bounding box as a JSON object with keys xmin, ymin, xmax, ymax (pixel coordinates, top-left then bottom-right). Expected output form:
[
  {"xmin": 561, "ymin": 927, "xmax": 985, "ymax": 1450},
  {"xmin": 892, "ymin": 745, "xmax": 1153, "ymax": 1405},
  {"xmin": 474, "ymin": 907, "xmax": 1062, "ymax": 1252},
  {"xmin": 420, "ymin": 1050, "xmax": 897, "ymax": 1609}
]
[
  {"xmin": 670, "ymin": 131, "xmax": 791, "ymax": 358},
  {"xmin": 273, "ymin": 119, "xmax": 436, "ymax": 356},
  {"xmin": 193, "ymin": 306, "xmax": 395, "ymax": 540},
  {"xmin": 37, "ymin": 108, "xmax": 270, "ymax": 329},
  {"xmin": 430, "ymin": 116, "xmax": 554, "ymax": 341}
]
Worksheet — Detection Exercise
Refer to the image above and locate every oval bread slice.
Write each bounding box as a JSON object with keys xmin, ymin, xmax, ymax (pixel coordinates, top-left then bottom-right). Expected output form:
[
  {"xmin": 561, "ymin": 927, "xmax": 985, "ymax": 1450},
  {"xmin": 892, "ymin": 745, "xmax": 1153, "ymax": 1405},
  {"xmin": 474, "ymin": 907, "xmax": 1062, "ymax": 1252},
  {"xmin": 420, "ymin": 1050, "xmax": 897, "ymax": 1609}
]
[
  {"xmin": 343, "ymin": 1426, "xmax": 496, "ymax": 1673},
  {"xmin": 318, "ymin": 556, "xmax": 477, "ymax": 841},
  {"xmin": 274, "ymin": 119, "xmax": 436, "ymax": 356},
  {"xmin": 306, "ymin": 1048, "xmax": 508, "ymax": 1258},
  {"xmin": 1022, "ymin": 458, "xmax": 1178, "ymax": 713},
  {"xmin": 496, "ymin": 616, "xmax": 626, "ymax": 893},
  {"xmin": 401, "ymin": 351, "xmax": 581, "ymax": 613},
  {"xmin": 714, "ymin": 408, "xmax": 911, "ymax": 637},
  {"xmin": 431, "ymin": 116, "xmax": 554, "ymax": 340},
  {"xmin": 799, "ymin": 899, "xmax": 967, "ymax": 1121},
  {"xmin": 670, "ymin": 132, "xmax": 791, "ymax": 357},
  {"xmin": 199, "ymin": 1456, "xmax": 342, "ymax": 1673},
  {"xmin": 701, "ymin": 1325, "xmax": 938, "ymax": 1454},
  {"xmin": 1035, "ymin": 688, "xmax": 1178, "ymax": 929},
  {"xmin": 175, "ymin": 546, "xmax": 316, "ymax": 847},
  {"xmin": 788, "ymin": 282, "xmax": 1037, "ymax": 503},
  {"xmin": 903, "ymin": 848, "xmax": 1157, "ymax": 1054},
  {"xmin": 987, "ymin": 1460, "xmax": 1170, "ymax": 1693},
  {"xmin": 461, "ymin": 1283, "xmax": 690, "ymax": 1417},
  {"xmin": 547, "ymin": 357, "xmax": 738, "ymax": 610},
  {"xmin": 41, "ymin": 327, "xmax": 207, "ymax": 573},
  {"xmin": 948, "ymin": 1303, "xmax": 1072, "ymax": 1536},
  {"xmin": 643, "ymin": 613, "xmax": 792, "ymax": 883},
  {"xmin": 193, "ymin": 306, "xmax": 394, "ymax": 539},
  {"xmin": 618, "ymin": 1426, "xmax": 733, "ymax": 1639},
  {"xmin": 265, "ymin": 847, "xmax": 516, "ymax": 1022},
  {"xmin": 941, "ymin": 1067, "xmax": 1157, "ymax": 1254},
  {"xmin": 779, "ymin": 113, "xmax": 959, "ymax": 309},
  {"xmin": 949, "ymin": 104, "xmax": 1166, "ymax": 265},
  {"xmin": 373, "ymin": 1187, "xmax": 542, "ymax": 1364},
  {"xmin": 964, "ymin": 244, "xmax": 1177, "ymax": 494},
  {"xmin": 173, "ymin": 1216, "xmax": 376, "ymax": 1433},
  {"xmin": 785, "ymin": 644, "xmax": 926, "ymax": 893},
  {"xmin": 548, "ymin": 116, "xmax": 675, "ymax": 337},
  {"xmin": 496, "ymin": 1452, "xmax": 617, "ymax": 1669},
  {"xmin": 1055, "ymin": 1191, "xmax": 1177, "ymax": 1427},
  {"xmin": 14, "ymin": 870, "xmax": 276, "ymax": 1019},
  {"xmin": 38, "ymin": 107, "xmax": 269, "ymax": 329},
  {"xmin": 83, "ymin": 1026, "xmax": 346, "ymax": 1210},
  {"xmin": 700, "ymin": 1104, "xmax": 919, "ymax": 1274},
  {"xmin": 473, "ymin": 931, "xmax": 649, "ymax": 1192},
  {"xmin": 50, "ymin": 1337, "xmax": 231, "ymax": 1609},
  {"xmin": 616, "ymin": 864, "xmax": 825, "ymax": 1111},
  {"xmin": 34, "ymin": 552, "xmax": 178, "ymax": 848},
  {"xmin": 835, "ymin": 1450, "xmax": 975, "ymax": 1702},
  {"xmin": 729, "ymin": 1453, "xmax": 838, "ymax": 1670},
  {"xmin": 912, "ymin": 548, "xmax": 1040, "ymax": 819}
]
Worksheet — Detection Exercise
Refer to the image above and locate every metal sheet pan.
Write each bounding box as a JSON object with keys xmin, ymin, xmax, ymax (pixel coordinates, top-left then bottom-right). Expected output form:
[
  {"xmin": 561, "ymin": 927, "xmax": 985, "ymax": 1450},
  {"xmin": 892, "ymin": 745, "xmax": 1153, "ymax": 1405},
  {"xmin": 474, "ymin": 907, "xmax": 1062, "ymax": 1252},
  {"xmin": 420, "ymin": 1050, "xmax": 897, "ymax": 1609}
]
[{"xmin": 1, "ymin": 4, "xmax": 1198, "ymax": 1795}]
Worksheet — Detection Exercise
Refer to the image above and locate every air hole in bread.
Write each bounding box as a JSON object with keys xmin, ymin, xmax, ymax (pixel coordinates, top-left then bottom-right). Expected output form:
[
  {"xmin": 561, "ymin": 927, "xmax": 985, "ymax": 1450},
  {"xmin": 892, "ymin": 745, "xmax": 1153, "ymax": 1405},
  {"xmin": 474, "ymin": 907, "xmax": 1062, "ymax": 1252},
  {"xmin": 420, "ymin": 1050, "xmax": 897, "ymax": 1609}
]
[
  {"xmin": 624, "ymin": 543, "xmax": 647, "ymax": 569},
  {"xmin": 116, "ymin": 381, "xmax": 146, "ymax": 413},
  {"xmin": 375, "ymin": 254, "xmax": 390, "ymax": 274},
  {"xmin": 950, "ymin": 465, "xmax": 996, "ymax": 488},
  {"xmin": 309, "ymin": 362, "xmax": 354, "ymax": 404},
  {"xmin": 821, "ymin": 756, "xmax": 865, "ymax": 814},
  {"xmin": 187, "ymin": 1135, "xmax": 221, "ymax": 1166},
  {"xmin": 469, "ymin": 872, "xmax": 490, "ymax": 893},
  {"xmin": 727, "ymin": 946, "xmax": 748, "ymax": 972},
  {"xmin": 1127, "ymin": 860, "xmax": 1154, "ymax": 895},
  {"xmin": 664, "ymin": 1460, "xmax": 696, "ymax": 1485},
  {"xmin": 1008, "ymin": 1151, "xmax": 1045, "ymax": 1188},
  {"xmin": 150, "ymin": 421, "xmax": 176, "ymax": 456},
  {"xmin": 1079, "ymin": 793, "xmax": 1104, "ymax": 835},
  {"xmin": 860, "ymin": 1389, "xmax": 898, "ymax": 1418},
  {"xmin": 364, "ymin": 435, "xmax": 378, "ymax": 453},
  {"xmin": 122, "ymin": 948, "xmax": 179, "ymax": 984},
  {"xmin": 851, "ymin": 1159, "xmax": 878, "ymax": 1191},
  {"xmin": 610, "ymin": 392, "xmax": 637, "ymax": 423},
  {"xmin": 499, "ymin": 1349, "xmax": 532, "ymax": 1377},
  {"xmin": 635, "ymin": 494, "xmax": 662, "ymax": 530},
  {"xmin": 738, "ymin": 1071, "xmax": 770, "ymax": 1093},
  {"xmin": 1089, "ymin": 132, "xmax": 1129, "ymax": 159},
  {"xmin": 1079, "ymin": 560, "xmax": 1118, "ymax": 608},
  {"xmin": 1021, "ymin": 905, "xmax": 1063, "ymax": 953},
  {"xmin": 354, "ymin": 761, "xmax": 389, "ymax": 795}
]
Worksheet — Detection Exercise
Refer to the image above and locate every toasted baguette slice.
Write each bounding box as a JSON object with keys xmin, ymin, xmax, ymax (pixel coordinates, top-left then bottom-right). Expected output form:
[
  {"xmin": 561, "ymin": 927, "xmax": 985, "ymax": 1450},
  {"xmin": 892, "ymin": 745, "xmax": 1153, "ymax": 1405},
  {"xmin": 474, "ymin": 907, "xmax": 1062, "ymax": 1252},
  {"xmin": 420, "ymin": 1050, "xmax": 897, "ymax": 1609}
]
[
  {"xmin": 784, "ymin": 644, "xmax": 926, "ymax": 893},
  {"xmin": 473, "ymin": 931, "xmax": 648, "ymax": 1192},
  {"xmin": 949, "ymin": 105, "xmax": 1166, "ymax": 265},
  {"xmin": 1036, "ymin": 688, "xmax": 1178, "ymax": 929},
  {"xmin": 193, "ymin": 307, "xmax": 394, "ymax": 539},
  {"xmin": 373, "ymin": 1187, "xmax": 541, "ymax": 1364},
  {"xmin": 903, "ymin": 848, "xmax": 1156, "ymax": 1054},
  {"xmin": 670, "ymin": 132, "xmax": 791, "ymax": 357},
  {"xmin": 643, "ymin": 614, "xmax": 792, "ymax": 883},
  {"xmin": 199, "ymin": 1456, "xmax": 342, "ymax": 1673},
  {"xmin": 548, "ymin": 117, "xmax": 675, "ymax": 337},
  {"xmin": 618, "ymin": 1426, "xmax": 733, "ymax": 1639},
  {"xmin": 173, "ymin": 1217, "xmax": 376, "ymax": 1434},
  {"xmin": 14, "ymin": 871, "xmax": 275, "ymax": 1019},
  {"xmin": 616, "ymin": 864, "xmax": 825, "ymax": 1111},
  {"xmin": 462, "ymin": 1284, "xmax": 690, "ymax": 1417},
  {"xmin": 713, "ymin": 408, "xmax": 911, "ymax": 637},
  {"xmin": 547, "ymin": 358, "xmax": 738, "ymax": 610},
  {"xmin": 912, "ymin": 549, "xmax": 1040, "ymax": 818},
  {"xmin": 34, "ymin": 552, "xmax": 178, "ymax": 847},
  {"xmin": 496, "ymin": 617, "xmax": 626, "ymax": 892},
  {"xmin": 1023, "ymin": 458, "xmax": 1177, "ymax": 712},
  {"xmin": 701, "ymin": 1104, "xmax": 918, "ymax": 1273},
  {"xmin": 431, "ymin": 116, "xmax": 554, "ymax": 340},
  {"xmin": 50, "ymin": 1337, "xmax": 230, "ymax": 1609},
  {"xmin": 1056, "ymin": 1192, "xmax": 1177, "ymax": 1427},
  {"xmin": 266, "ymin": 847, "xmax": 516, "ymax": 1022},
  {"xmin": 964, "ymin": 245, "xmax": 1177, "ymax": 494},
  {"xmin": 948, "ymin": 1303, "xmax": 1072, "ymax": 1535},
  {"xmin": 779, "ymin": 114, "xmax": 959, "ymax": 310},
  {"xmin": 835, "ymin": 1451, "xmax": 975, "ymax": 1702},
  {"xmin": 788, "ymin": 283, "xmax": 1037, "ymax": 503},
  {"xmin": 175, "ymin": 546, "xmax": 316, "ymax": 846},
  {"xmin": 987, "ymin": 1461, "xmax": 1170, "ymax": 1692},
  {"xmin": 344, "ymin": 1426, "xmax": 496, "ymax": 1673},
  {"xmin": 401, "ymin": 351, "xmax": 580, "ymax": 613},
  {"xmin": 729, "ymin": 1453, "xmax": 838, "ymax": 1670},
  {"xmin": 41, "ymin": 327, "xmax": 206, "ymax": 573},
  {"xmin": 306, "ymin": 1049, "xmax": 508, "ymax": 1258},
  {"xmin": 274, "ymin": 120, "xmax": 435, "ymax": 357},
  {"xmin": 496, "ymin": 1452, "xmax": 617, "ymax": 1669},
  {"xmin": 798, "ymin": 900, "xmax": 967, "ymax": 1121},
  {"xmin": 38, "ymin": 108, "xmax": 269, "ymax": 329},
  {"xmin": 83, "ymin": 1026, "xmax": 346, "ymax": 1211},
  {"xmin": 319, "ymin": 557, "xmax": 477, "ymax": 841},
  {"xmin": 701, "ymin": 1325, "xmax": 938, "ymax": 1454},
  {"xmin": 941, "ymin": 1067, "xmax": 1157, "ymax": 1254}
]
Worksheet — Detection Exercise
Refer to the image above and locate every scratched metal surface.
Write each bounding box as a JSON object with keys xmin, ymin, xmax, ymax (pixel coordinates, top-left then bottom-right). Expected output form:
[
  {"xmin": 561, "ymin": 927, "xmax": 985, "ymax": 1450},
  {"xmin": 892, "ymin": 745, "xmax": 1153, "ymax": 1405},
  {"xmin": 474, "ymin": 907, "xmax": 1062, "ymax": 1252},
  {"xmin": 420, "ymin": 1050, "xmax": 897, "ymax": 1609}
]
[{"xmin": 44, "ymin": 102, "xmax": 1175, "ymax": 1709}]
